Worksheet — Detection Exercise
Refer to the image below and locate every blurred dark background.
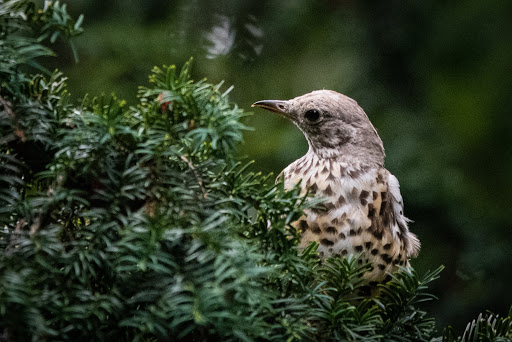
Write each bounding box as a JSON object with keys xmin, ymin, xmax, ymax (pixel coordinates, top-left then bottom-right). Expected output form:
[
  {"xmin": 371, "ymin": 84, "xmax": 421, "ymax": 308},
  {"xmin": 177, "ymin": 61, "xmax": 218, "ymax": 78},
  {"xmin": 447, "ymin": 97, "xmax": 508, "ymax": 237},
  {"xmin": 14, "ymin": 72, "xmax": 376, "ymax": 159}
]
[{"xmin": 46, "ymin": 0, "xmax": 512, "ymax": 333}]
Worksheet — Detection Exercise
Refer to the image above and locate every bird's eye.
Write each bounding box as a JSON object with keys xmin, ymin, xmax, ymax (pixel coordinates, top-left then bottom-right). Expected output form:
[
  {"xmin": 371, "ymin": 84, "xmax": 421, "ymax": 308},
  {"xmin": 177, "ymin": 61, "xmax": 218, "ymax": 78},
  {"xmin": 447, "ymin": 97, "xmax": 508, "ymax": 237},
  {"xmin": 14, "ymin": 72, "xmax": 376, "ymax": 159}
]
[{"xmin": 304, "ymin": 109, "xmax": 321, "ymax": 122}]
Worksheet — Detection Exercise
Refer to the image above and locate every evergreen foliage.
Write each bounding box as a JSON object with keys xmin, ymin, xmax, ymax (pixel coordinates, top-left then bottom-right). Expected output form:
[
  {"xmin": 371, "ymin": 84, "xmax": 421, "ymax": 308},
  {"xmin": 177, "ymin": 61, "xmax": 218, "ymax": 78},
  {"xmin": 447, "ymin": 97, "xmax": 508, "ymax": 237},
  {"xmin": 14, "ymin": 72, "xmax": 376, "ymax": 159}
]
[{"xmin": 0, "ymin": 1, "xmax": 510, "ymax": 341}]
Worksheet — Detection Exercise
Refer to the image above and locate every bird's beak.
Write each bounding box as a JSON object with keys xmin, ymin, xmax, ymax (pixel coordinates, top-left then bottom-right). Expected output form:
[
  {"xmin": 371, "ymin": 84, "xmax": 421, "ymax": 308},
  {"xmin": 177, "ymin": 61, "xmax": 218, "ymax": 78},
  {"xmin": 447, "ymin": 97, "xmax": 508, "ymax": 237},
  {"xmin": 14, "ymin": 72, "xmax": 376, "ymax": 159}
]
[{"xmin": 251, "ymin": 100, "xmax": 290, "ymax": 118}]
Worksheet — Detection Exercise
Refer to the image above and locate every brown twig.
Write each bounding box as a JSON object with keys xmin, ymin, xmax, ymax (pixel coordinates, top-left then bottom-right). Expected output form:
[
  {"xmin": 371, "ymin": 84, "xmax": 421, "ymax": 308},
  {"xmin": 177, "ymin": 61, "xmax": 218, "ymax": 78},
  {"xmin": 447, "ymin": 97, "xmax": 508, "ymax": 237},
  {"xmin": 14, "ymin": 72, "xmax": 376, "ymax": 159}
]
[
  {"xmin": 0, "ymin": 94, "xmax": 26, "ymax": 142},
  {"xmin": 29, "ymin": 216, "xmax": 41, "ymax": 236},
  {"xmin": 4, "ymin": 219, "xmax": 26, "ymax": 256},
  {"xmin": 0, "ymin": 94, "xmax": 15, "ymax": 119},
  {"xmin": 180, "ymin": 155, "xmax": 207, "ymax": 199}
]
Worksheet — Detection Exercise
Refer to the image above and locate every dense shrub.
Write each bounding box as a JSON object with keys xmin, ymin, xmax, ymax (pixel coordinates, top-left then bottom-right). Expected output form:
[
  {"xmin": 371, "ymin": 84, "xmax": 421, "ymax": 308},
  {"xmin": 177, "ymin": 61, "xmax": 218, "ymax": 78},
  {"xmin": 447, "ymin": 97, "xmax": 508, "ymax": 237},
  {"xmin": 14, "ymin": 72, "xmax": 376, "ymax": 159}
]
[{"xmin": 0, "ymin": 1, "xmax": 510, "ymax": 341}]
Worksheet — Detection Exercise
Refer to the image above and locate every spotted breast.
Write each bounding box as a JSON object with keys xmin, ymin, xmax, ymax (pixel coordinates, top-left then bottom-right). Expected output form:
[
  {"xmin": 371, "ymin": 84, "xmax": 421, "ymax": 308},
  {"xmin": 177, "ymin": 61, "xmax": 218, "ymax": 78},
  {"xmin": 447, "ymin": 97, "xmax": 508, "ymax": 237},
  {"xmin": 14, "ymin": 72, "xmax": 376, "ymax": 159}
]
[{"xmin": 282, "ymin": 153, "xmax": 419, "ymax": 282}]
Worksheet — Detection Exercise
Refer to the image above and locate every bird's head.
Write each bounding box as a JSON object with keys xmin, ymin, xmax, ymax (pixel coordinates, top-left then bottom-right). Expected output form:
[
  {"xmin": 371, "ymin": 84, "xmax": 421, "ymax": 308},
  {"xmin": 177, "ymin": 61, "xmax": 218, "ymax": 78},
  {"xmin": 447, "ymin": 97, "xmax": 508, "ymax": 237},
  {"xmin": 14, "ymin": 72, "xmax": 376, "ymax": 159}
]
[{"xmin": 252, "ymin": 90, "xmax": 385, "ymax": 164}]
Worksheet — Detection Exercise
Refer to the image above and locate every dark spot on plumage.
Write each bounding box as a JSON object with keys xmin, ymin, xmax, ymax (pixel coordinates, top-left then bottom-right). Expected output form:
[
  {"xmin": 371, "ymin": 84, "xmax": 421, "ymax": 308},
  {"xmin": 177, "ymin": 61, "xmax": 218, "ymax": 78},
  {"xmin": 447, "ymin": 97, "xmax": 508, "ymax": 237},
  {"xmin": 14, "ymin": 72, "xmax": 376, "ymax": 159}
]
[
  {"xmin": 381, "ymin": 254, "xmax": 393, "ymax": 264},
  {"xmin": 349, "ymin": 169, "xmax": 360, "ymax": 178},
  {"xmin": 337, "ymin": 195, "xmax": 346, "ymax": 207},
  {"xmin": 325, "ymin": 202, "xmax": 336, "ymax": 211},
  {"xmin": 384, "ymin": 275, "xmax": 392, "ymax": 282},
  {"xmin": 349, "ymin": 229, "xmax": 356, "ymax": 236},
  {"xmin": 373, "ymin": 191, "xmax": 378, "ymax": 200},
  {"xmin": 383, "ymin": 243, "xmax": 391, "ymax": 250},
  {"xmin": 369, "ymin": 281, "xmax": 378, "ymax": 287},
  {"xmin": 328, "ymin": 248, "xmax": 333, "ymax": 253},
  {"xmin": 310, "ymin": 206, "xmax": 325, "ymax": 215},
  {"xmin": 357, "ymin": 227, "xmax": 362, "ymax": 235},
  {"xmin": 398, "ymin": 254, "xmax": 402, "ymax": 260},
  {"xmin": 397, "ymin": 231, "xmax": 403, "ymax": 238},
  {"xmin": 377, "ymin": 264, "xmax": 386, "ymax": 271},
  {"xmin": 365, "ymin": 241, "xmax": 373, "ymax": 249},
  {"xmin": 371, "ymin": 249, "xmax": 379, "ymax": 255},
  {"xmin": 360, "ymin": 198, "xmax": 367, "ymax": 206},
  {"xmin": 383, "ymin": 215, "xmax": 390, "ymax": 227},
  {"xmin": 341, "ymin": 249, "xmax": 348, "ymax": 256},
  {"xmin": 311, "ymin": 223, "xmax": 321, "ymax": 234},
  {"xmin": 381, "ymin": 192, "xmax": 387, "ymax": 201},
  {"xmin": 331, "ymin": 217, "xmax": 339, "ymax": 225},
  {"xmin": 368, "ymin": 266, "xmax": 374, "ymax": 272},
  {"xmin": 365, "ymin": 258, "xmax": 369, "ymax": 263},
  {"xmin": 310, "ymin": 183, "xmax": 318, "ymax": 194},
  {"xmin": 399, "ymin": 260, "xmax": 404, "ymax": 266},
  {"xmin": 376, "ymin": 174, "xmax": 385, "ymax": 184},
  {"xmin": 393, "ymin": 259, "xmax": 399, "ymax": 265},
  {"xmin": 320, "ymin": 238, "xmax": 334, "ymax": 247},
  {"xmin": 323, "ymin": 184, "xmax": 333, "ymax": 196},
  {"xmin": 372, "ymin": 231, "xmax": 383, "ymax": 240},
  {"xmin": 368, "ymin": 204, "xmax": 375, "ymax": 217},
  {"xmin": 358, "ymin": 259, "xmax": 363, "ymax": 264},
  {"xmin": 355, "ymin": 245, "xmax": 363, "ymax": 252},
  {"xmin": 379, "ymin": 201, "xmax": 387, "ymax": 216},
  {"xmin": 338, "ymin": 232, "xmax": 346, "ymax": 239},
  {"xmin": 339, "ymin": 165, "xmax": 347, "ymax": 176},
  {"xmin": 299, "ymin": 220, "xmax": 308, "ymax": 230},
  {"xmin": 325, "ymin": 226, "xmax": 337, "ymax": 234},
  {"xmin": 321, "ymin": 166, "xmax": 329, "ymax": 174},
  {"xmin": 351, "ymin": 187, "xmax": 358, "ymax": 197},
  {"xmin": 360, "ymin": 190, "xmax": 369, "ymax": 199},
  {"xmin": 319, "ymin": 251, "xmax": 324, "ymax": 257},
  {"xmin": 327, "ymin": 172, "xmax": 336, "ymax": 181}
]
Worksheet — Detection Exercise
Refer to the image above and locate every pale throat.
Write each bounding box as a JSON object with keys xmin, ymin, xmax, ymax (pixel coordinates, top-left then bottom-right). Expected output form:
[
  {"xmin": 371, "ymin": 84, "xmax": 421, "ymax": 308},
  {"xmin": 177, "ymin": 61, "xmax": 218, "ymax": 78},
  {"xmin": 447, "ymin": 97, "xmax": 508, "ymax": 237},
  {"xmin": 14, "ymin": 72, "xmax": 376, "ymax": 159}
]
[{"xmin": 301, "ymin": 130, "xmax": 384, "ymax": 167}]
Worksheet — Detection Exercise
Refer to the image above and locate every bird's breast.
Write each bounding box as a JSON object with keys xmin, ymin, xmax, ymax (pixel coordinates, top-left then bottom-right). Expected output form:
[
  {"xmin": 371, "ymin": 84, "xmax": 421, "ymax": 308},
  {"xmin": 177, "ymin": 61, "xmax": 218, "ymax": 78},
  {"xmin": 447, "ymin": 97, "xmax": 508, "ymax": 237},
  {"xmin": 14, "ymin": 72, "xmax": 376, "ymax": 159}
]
[{"xmin": 282, "ymin": 155, "xmax": 408, "ymax": 282}]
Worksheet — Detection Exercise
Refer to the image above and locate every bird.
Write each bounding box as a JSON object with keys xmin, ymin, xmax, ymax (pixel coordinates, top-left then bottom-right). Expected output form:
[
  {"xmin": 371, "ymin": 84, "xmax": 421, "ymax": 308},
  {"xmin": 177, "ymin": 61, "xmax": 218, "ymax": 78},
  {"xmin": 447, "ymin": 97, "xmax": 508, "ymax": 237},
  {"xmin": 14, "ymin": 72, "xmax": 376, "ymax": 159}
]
[{"xmin": 252, "ymin": 90, "xmax": 420, "ymax": 284}]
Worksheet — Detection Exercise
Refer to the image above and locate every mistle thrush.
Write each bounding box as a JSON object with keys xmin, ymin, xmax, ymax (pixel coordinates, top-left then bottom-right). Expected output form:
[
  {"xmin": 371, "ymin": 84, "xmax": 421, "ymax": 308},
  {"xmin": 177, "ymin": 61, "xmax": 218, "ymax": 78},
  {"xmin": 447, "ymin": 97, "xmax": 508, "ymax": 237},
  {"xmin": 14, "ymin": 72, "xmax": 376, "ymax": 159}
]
[{"xmin": 253, "ymin": 90, "xmax": 420, "ymax": 282}]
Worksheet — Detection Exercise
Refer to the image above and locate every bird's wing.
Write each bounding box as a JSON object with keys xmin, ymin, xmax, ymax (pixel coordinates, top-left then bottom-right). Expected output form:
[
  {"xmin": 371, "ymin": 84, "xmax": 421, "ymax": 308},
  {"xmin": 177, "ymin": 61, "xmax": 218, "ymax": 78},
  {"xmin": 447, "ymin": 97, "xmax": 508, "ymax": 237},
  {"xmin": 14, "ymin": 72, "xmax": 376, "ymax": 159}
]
[{"xmin": 387, "ymin": 173, "xmax": 420, "ymax": 258}]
